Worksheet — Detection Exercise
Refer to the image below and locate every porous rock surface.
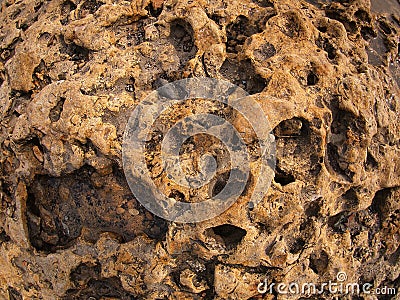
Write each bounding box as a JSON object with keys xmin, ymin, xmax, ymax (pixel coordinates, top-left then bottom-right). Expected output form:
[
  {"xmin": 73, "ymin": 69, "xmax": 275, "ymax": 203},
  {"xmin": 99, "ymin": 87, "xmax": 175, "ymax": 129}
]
[{"xmin": 0, "ymin": 0, "xmax": 399, "ymax": 298}]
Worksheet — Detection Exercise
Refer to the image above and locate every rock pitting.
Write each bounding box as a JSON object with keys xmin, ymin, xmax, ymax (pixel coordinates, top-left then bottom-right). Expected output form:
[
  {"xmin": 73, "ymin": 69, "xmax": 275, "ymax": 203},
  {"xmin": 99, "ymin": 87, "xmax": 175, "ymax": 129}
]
[{"xmin": 0, "ymin": 0, "xmax": 399, "ymax": 299}]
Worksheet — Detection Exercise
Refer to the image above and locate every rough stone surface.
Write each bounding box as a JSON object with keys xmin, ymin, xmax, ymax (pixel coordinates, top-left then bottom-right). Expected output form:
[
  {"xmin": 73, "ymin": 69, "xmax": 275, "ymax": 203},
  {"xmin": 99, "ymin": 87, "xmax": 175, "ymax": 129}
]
[{"xmin": 0, "ymin": 0, "xmax": 399, "ymax": 299}]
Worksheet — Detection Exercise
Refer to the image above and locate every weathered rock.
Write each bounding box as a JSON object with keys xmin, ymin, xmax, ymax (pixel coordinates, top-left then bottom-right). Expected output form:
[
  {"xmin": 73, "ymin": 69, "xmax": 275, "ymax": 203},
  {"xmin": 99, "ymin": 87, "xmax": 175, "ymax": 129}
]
[{"xmin": 0, "ymin": 0, "xmax": 399, "ymax": 299}]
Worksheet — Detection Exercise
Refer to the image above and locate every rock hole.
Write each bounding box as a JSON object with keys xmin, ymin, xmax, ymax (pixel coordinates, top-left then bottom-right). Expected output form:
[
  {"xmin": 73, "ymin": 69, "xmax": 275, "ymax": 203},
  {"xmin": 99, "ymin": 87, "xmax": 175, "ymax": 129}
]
[
  {"xmin": 316, "ymin": 36, "xmax": 337, "ymax": 60},
  {"xmin": 307, "ymin": 71, "xmax": 319, "ymax": 86},
  {"xmin": 65, "ymin": 263, "xmax": 134, "ymax": 299},
  {"xmin": 124, "ymin": 77, "xmax": 135, "ymax": 93},
  {"xmin": 169, "ymin": 19, "xmax": 197, "ymax": 67},
  {"xmin": 251, "ymin": 0, "xmax": 274, "ymax": 7},
  {"xmin": 378, "ymin": 20, "xmax": 392, "ymax": 35},
  {"xmin": 26, "ymin": 165, "xmax": 143, "ymax": 252},
  {"xmin": 202, "ymin": 261, "xmax": 216, "ymax": 298},
  {"xmin": 18, "ymin": 14, "xmax": 37, "ymax": 31},
  {"xmin": 70, "ymin": 262, "xmax": 101, "ymax": 287},
  {"xmin": 126, "ymin": 19, "xmax": 146, "ymax": 46},
  {"xmin": 76, "ymin": 138, "xmax": 99, "ymax": 154},
  {"xmin": 326, "ymin": 100, "xmax": 365, "ymax": 181},
  {"xmin": 19, "ymin": 134, "xmax": 39, "ymax": 149},
  {"xmin": 169, "ymin": 189, "xmax": 186, "ymax": 202},
  {"xmin": 328, "ymin": 211, "xmax": 350, "ymax": 233},
  {"xmin": 26, "ymin": 174, "xmax": 83, "ymax": 252},
  {"xmin": 288, "ymin": 237, "xmax": 305, "ymax": 254},
  {"xmin": 325, "ymin": 9, "xmax": 358, "ymax": 34},
  {"xmin": 310, "ymin": 153, "xmax": 322, "ymax": 176},
  {"xmin": 326, "ymin": 143, "xmax": 354, "ymax": 181},
  {"xmin": 142, "ymin": 214, "xmax": 168, "ymax": 241},
  {"xmin": 33, "ymin": 59, "xmax": 52, "ymax": 89},
  {"xmin": 280, "ymin": 12, "xmax": 304, "ymax": 38},
  {"xmin": 219, "ymin": 58, "xmax": 267, "ymax": 94},
  {"xmin": 388, "ymin": 245, "xmax": 400, "ymax": 265},
  {"xmin": 0, "ymin": 229, "xmax": 11, "ymax": 244},
  {"xmin": 60, "ymin": 0, "xmax": 77, "ymax": 25},
  {"xmin": 304, "ymin": 0, "xmax": 323, "ymax": 8},
  {"xmin": 365, "ymin": 151, "xmax": 378, "ymax": 170},
  {"xmin": 253, "ymin": 42, "xmax": 276, "ymax": 61},
  {"xmin": 0, "ymin": 37, "xmax": 24, "ymax": 62},
  {"xmin": 152, "ymin": 75, "xmax": 170, "ymax": 89},
  {"xmin": 341, "ymin": 188, "xmax": 359, "ymax": 209},
  {"xmin": 49, "ymin": 96, "xmax": 66, "ymax": 122},
  {"xmin": 78, "ymin": 0, "xmax": 104, "ymax": 18},
  {"xmin": 331, "ymin": 100, "xmax": 366, "ymax": 133},
  {"xmin": 226, "ymin": 15, "xmax": 262, "ymax": 53},
  {"xmin": 274, "ymin": 117, "xmax": 322, "ymax": 183},
  {"xmin": 209, "ymin": 224, "xmax": 247, "ymax": 250},
  {"xmin": 9, "ymin": 90, "xmax": 32, "ymax": 118},
  {"xmin": 60, "ymin": 37, "xmax": 90, "ymax": 62},
  {"xmin": 324, "ymin": 41, "xmax": 337, "ymax": 60},
  {"xmin": 202, "ymin": 52, "xmax": 211, "ymax": 77},
  {"xmin": 146, "ymin": 2, "xmax": 163, "ymax": 18},
  {"xmin": 299, "ymin": 218, "xmax": 316, "ymax": 241},
  {"xmin": 361, "ymin": 26, "xmax": 376, "ymax": 41},
  {"xmin": 264, "ymin": 240, "xmax": 276, "ymax": 255},
  {"xmin": 274, "ymin": 165, "xmax": 295, "ymax": 186},
  {"xmin": 212, "ymin": 171, "xmax": 230, "ymax": 197},
  {"xmin": 274, "ymin": 117, "xmax": 304, "ymax": 137},
  {"xmin": 370, "ymin": 188, "xmax": 391, "ymax": 215},
  {"xmin": 354, "ymin": 9, "xmax": 371, "ymax": 23},
  {"xmin": 304, "ymin": 198, "xmax": 322, "ymax": 217},
  {"xmin": 209, "ymin": 13, "xmax": 224, "ymax": 29},
  {"xmin": 7, "ymin": 287, "xmax": 22, "ymax": 300},
  {"xmin": 309, "ymin": 250, "xmax": 329, "ymax": 274}
]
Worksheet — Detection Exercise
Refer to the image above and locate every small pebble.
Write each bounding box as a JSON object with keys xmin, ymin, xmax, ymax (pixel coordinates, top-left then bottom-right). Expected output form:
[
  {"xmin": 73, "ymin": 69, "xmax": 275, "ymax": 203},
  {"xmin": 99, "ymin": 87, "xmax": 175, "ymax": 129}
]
[{"xmin": 128, "ymin": 208, "xmax": 139, "ymax": 216}]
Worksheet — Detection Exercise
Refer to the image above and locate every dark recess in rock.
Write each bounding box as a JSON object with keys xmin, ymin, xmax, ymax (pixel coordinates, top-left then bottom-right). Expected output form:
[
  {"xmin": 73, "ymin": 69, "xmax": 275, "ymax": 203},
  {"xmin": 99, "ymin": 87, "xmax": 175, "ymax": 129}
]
[{"xmin": 209, "ymin": 224, "xmax": 247, "ymax": 250}]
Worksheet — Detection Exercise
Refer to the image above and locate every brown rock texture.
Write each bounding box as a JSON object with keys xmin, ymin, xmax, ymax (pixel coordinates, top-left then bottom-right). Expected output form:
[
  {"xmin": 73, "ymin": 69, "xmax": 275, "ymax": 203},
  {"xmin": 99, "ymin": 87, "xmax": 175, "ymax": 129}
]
[{"xmin": 0, "ymin": 0, "xmax": 399, "ymax": 299}]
